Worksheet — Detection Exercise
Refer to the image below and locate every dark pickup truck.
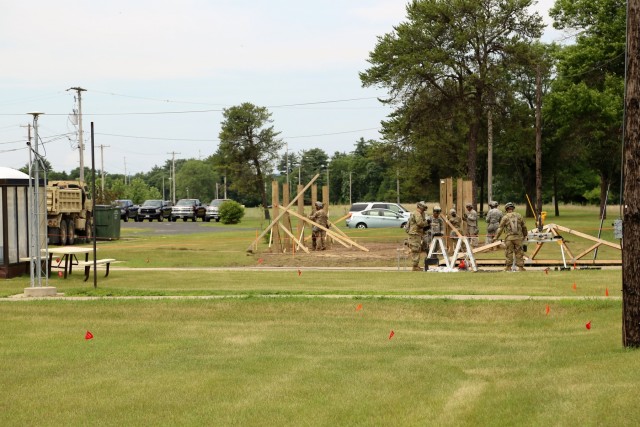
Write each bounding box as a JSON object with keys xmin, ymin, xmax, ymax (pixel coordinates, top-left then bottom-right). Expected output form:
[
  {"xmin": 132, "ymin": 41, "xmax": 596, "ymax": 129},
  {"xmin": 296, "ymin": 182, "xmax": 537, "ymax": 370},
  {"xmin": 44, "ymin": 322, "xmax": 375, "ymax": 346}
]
[
  {"xmin": 137, "ymin": 200, "xmax": 173, "ymax": 222},
  {"xmin": 115, "ymin": 199, "xmax": 139, "ymax": 222}
]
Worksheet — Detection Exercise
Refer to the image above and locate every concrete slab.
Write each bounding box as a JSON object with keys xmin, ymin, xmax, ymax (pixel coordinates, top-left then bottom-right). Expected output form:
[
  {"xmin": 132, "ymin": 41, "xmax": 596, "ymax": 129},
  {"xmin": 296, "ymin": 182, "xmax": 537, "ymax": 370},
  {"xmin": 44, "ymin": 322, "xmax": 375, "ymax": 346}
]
[{"xmin": 23, "ymin": 287, "xmax": 58, "ymax": 297}]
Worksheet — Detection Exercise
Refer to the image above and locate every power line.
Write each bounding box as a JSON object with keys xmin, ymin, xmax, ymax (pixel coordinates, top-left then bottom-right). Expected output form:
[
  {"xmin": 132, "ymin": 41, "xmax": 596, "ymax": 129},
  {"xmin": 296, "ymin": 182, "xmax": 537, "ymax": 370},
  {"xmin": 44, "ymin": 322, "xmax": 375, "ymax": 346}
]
[{"xmin": 94, "ymin": 127, "xmax": 380, "ymax": 143}]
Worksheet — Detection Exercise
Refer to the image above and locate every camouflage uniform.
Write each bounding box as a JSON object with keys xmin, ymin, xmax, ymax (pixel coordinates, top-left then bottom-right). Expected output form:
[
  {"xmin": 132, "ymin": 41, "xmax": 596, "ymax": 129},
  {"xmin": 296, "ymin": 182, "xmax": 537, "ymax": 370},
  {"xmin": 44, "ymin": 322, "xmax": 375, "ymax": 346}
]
[
  {"xmin": 495, "ymin": 210, "xmax": 528, "ymax": 270},
  {"xmin": 448, "ymin": 210, "xmax": 462, "ymax": 251},
  {"xmin": 407, "ymin": 207, "xmax": 428, "ymax": 270},
  {"xmin": 309, "ymin": 208, "xmax": 329, "ymax": 250},
  {"xmin": 463, "ymin": 205, "xmax": 479, "ymax": 247},
  {"xmin": 425, "ymin": 214, "xmax": 445, "ymax": 251},
  {"xmin": 485, "ymin": 207, "xmax": 503, "ymax": 245}
]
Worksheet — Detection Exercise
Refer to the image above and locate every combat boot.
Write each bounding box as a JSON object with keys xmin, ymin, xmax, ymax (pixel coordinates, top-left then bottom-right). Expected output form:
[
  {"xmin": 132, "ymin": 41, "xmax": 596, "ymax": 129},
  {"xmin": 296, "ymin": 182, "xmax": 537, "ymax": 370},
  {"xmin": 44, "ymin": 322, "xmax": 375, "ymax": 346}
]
[
  {"xmin": 518, "ymin": 267, "xmax": 526, "ymax": 272},
  {"xmin": 412, "ymin": 265, "xmax": 422, "ymax": 271},
  {"xmin": 504, "ymin": 266, "xmax": 511, "ymax": 271}
]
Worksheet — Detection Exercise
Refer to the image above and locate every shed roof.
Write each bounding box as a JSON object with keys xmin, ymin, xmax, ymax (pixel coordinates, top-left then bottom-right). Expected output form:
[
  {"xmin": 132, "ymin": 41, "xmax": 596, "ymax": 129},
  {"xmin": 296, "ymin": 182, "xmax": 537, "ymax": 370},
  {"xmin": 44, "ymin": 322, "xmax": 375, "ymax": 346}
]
[{"xmin": 0, "ymin": 167, "xmax": 29, "ymax": 180}]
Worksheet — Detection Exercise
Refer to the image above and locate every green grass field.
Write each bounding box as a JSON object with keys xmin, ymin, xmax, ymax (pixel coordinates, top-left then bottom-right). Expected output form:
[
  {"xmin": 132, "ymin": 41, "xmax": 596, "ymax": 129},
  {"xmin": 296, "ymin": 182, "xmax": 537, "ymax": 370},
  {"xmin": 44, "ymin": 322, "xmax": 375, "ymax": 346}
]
[{"xmin": 1, "ymin": 204, "xmax": 636, "ymax": 426}]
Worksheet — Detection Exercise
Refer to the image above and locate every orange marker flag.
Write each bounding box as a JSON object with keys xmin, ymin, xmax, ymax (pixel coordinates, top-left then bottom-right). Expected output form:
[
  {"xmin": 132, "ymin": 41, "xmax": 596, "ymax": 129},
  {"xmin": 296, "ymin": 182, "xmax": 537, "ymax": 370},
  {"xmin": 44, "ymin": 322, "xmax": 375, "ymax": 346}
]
[
  {"xmin": 572, "ymin": 282, "xmax": 577, "ymax": 291},
  {"xmin": 55, "ymin": 257, "xmax": 61, "ymax": 264},
  {"xmin": 356, "ymin": 304, "xmax": 363, "ymax": 312},
  {"xmin": 58, "ymin": 271, "xmax": 63, "ymax": 278},
  {"xmin": 545, "ymin": 305, "xmax": 550, "ymax": 315},
  {"xmin": 586, "ymin": 321, "xmax": 591, "ymax": 330},
  {"xmin": 297, "ymin": 269, "xmax": 301, "ymax": 276},
  {"xmin": 85, "ymin": 331, "xmax": 94, "ymax": 340},
  {"xmin": 257, "ymin": 258, "xmax": 263, "ymax": 264},
  {"xmin": 544, "ymin": 267, "xmax": 549, "ymax": 275},
  {"xmin": 389, "ymin": 330, "xmax": 395, "ymax": 340},
  {"xmin": 605, "ymin": 288, "xmax": 609, "ymax": 297}
]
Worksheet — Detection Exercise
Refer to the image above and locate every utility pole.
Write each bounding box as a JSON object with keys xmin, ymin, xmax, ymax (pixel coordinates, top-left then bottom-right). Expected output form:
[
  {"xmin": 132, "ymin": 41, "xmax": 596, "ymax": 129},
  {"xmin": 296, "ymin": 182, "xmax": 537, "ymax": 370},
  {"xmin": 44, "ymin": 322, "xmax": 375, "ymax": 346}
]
[
  {"xmin": 67, "ymin": 87, "xmax": 86, "ymax": 182},
  {"xmin": 99, "ymin": 144, "xmax": 110, "ymax": 195},
  {"xmin": 27, "ymin": 112, "xmax": 48, "ymax": 290},
  {"xmin": 223, "ymin": 174, "xmax": 227, "ymax": 199},
  {"xmin": 396, "ymin": 169, "xmax": 400, "ymax": 204},
  {"xmin": 168, "ymin": 151, "xmax": 180, "ymax": 203},
  {"xmin": 123, "ymin": 157, "xmax": 127, "ymax": 185},
  {"xmin": 285, "ymin": 142, "xmax": 289, "ymax": 197},
  {"xmin": 535, "ymin": 64, "xmax": 543, "ymax": 225},
  {"xmin": 349, "ymin": 171, "xmax": 352, "ymax": 206}
]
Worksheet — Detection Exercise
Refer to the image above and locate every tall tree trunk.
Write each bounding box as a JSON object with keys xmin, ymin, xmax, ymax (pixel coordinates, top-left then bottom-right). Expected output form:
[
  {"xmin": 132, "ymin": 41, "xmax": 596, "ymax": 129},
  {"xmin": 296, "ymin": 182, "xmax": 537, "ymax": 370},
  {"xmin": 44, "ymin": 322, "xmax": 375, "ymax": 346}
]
[
  {"xmin": 535, "ymin": 65, "xmax": 543, "ymax": 225},
  {"xmin": 553, "ymin": 171, "xmax": 560, "ymax": 217},
  {"xmin": 599, "ymin": 175, "xmax": 609, "ymax": 220},
  {"xmin": 467, "ymin": 98, "xmax": 482, "ymax": 206},
  {"xmin": 622, "ymin": 0, "xmax": 640, "ymax": 347}
]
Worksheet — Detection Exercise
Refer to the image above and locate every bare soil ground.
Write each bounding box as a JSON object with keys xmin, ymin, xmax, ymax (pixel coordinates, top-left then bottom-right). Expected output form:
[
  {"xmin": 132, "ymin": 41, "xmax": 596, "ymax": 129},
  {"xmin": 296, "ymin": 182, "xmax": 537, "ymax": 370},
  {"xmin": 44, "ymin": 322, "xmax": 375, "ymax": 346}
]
[{"xmin": 255, "ymin": 241, "xmax": 420, "ymax": 268}]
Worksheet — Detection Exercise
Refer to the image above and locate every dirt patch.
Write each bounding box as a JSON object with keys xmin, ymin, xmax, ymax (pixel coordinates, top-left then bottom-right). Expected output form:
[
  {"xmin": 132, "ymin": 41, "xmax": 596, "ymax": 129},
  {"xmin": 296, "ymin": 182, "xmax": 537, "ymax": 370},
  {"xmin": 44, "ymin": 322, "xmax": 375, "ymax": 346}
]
[{"xmin": 253, "ymin": 242, "xmax": 410, "ymax": 268}]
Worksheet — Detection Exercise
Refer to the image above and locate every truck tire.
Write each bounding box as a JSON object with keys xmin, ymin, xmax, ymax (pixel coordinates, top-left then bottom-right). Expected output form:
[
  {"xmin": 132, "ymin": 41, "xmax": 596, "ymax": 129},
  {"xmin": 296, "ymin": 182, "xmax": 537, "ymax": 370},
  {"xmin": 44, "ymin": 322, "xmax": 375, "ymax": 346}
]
[
  {"xmin": 48, "ymin": 227, "xmax": 60, "ymax": 245},
  {"xmin": 191, "ymin": 216, "xmax": 196, "ymax": 222},
  {"xmin": 66, "ymin": 219, "xmax": 75, "ymax": 245},
  {"xmin": 59, "ymin": 223, "xmax": 68, "ymax": 246},
  {"xmin": 158, "ymin": 215, "xmax": 163, "ymax": 222},
  {"xmin": 124, "ymin": 215, "xmax": 129, "ymax": 222}
]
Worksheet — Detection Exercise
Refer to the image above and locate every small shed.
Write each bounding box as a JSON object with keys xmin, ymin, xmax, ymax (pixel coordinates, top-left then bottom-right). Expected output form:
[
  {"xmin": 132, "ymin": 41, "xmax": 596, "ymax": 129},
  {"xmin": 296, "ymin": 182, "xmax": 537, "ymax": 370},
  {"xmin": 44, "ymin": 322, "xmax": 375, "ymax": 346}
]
[{"xmin": 0, "ymin": 167, "xmax": 44, "ymax": 279}]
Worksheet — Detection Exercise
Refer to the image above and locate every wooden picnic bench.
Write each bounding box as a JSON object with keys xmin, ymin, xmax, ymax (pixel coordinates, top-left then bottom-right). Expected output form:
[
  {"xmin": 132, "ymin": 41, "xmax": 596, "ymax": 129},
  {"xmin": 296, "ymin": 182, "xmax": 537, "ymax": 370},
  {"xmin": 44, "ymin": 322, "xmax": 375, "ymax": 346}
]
[{"xmin": 75, "ymin": 259, "xmax": 118, "ymax": 281}]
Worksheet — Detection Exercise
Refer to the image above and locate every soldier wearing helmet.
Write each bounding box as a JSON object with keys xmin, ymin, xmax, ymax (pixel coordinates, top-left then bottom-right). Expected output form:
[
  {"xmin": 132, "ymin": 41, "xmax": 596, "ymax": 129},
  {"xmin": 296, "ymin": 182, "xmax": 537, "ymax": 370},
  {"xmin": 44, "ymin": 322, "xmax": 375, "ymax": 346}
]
[
  {"xmin": 463, "ymin": 203, "xmax": 479, "ymax": 248},
  {"xmin": 425, "ymin": 205, "xmax": 445, "ymax": 251},
  {"xmin": 485, "ymin": 201, "xmax": 503, "ymax": 247},
  {"xmin": 308, "ymin": 201, "xmax": 329, "ymax": 250},
  {"xmin": 407, "ymin": 201, "xmax": 429, "ymax": 271},
  {"xmin": 495, "ymin": 202, "xmax": 528, "ymax": 271}
]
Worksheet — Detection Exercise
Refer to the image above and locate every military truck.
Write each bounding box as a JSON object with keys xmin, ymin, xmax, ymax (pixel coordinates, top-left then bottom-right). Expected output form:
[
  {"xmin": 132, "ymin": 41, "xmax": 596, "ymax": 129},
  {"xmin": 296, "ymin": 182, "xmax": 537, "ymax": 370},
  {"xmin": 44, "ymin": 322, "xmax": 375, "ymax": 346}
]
[{"xmin": 46, "ymin": 180, "xmax": 93, "ymax": 245}]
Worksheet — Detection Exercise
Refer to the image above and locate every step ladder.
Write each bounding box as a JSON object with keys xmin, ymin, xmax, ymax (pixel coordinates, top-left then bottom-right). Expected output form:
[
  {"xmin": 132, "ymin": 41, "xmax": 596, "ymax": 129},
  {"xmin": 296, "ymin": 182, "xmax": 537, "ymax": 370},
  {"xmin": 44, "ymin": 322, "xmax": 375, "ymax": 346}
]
[
  {"xmin": 451, "ymin": 236, "xmax": 477, "ymax": 272},
  {"xmin": 427, "ymin": 236, "xmax": 451, "ymax": 269}
]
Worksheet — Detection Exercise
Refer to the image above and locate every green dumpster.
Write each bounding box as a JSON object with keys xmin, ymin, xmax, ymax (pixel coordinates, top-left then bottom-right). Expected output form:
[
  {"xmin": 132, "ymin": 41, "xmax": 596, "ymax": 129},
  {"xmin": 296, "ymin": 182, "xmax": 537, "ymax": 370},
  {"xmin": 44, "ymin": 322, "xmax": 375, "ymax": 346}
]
[{"xmin": 95, "ymin": 205, "xmax": 121, "ymax": 240}]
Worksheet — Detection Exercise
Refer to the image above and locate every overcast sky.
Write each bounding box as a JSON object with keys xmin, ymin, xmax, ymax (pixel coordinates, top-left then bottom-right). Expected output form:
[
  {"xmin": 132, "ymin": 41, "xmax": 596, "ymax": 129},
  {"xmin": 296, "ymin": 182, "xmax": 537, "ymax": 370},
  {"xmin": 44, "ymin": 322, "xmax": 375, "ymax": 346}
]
[{"xmin": 0, "ymin": 0, "xmax": 563, "ymax": 176}]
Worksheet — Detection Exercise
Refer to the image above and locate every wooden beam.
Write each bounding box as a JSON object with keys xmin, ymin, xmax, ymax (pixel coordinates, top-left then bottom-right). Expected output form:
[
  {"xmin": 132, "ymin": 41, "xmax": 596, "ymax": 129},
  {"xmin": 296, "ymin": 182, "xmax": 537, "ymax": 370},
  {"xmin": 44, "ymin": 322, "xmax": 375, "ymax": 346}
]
[
  {"xmin": 552, "ymin": 224, "xmax": 622, "ymax": 250},
  {"xmin": 278, "ymin": 222, "xmax": 309, "ymax": 253},
  {"xmin": 284, "ymin": 207, "xmax": 370, "ymax": 252},
  {"xmin": 247, "ymin": 174, "xmax": 319, "ymax": 252},
  {"xmin": 573, "ymin": 242, "xmax": 601, "ymax": 261}
]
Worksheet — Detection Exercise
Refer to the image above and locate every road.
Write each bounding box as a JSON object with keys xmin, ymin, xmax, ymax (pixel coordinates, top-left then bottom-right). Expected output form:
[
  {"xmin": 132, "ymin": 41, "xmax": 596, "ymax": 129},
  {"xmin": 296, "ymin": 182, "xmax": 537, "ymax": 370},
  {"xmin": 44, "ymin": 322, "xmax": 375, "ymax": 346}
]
[{"xmin": 120, "ymin": 219, "xmax": 254, "ymax": 235}]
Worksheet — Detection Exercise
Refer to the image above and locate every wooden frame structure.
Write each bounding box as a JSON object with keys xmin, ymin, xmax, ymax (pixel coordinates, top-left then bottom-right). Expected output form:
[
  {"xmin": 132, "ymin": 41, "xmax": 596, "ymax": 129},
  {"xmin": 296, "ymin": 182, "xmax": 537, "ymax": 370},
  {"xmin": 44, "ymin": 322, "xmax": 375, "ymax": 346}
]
[
  {"xmin": 465, "ymin": 223, "xmax": 621, "ymax": 266},
  {"xmin": 247, "ymin": 175, "xmax": 368, "ymax": 254}
]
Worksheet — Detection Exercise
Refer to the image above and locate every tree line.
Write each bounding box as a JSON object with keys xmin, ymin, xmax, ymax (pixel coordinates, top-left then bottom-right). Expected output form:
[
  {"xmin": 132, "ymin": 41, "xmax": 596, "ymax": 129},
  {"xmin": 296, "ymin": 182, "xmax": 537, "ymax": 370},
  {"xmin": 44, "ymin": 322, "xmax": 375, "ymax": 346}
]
[{"xmin": 23, "ymin": 0, "xmax": 624, "ymax": 219}]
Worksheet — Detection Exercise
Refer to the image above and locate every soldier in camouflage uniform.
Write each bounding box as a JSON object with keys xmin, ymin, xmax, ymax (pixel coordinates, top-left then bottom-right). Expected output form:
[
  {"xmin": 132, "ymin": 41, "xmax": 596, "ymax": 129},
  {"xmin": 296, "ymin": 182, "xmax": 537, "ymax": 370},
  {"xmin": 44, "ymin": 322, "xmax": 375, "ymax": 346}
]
[
  {"xmin": 407, "ymin": 201, "xmax": 429, "ymax": 271},
  {"xmin": 463, "ymin": 203, "xmax": 479, "ymax": 248},
  {"xmin": 495, "ymin": 202, "xmax": 528, "ymax": 271},
  {"xmin": 309, "ymin": 201, "xmax": 329, "ymax": 251},
  {"xmin": 485, "ymin": 201, "xmax": 503, "ymax": 247},
  {"xmin": 425, "ymin": 205, "xmax": 445, "ymax": 252}
]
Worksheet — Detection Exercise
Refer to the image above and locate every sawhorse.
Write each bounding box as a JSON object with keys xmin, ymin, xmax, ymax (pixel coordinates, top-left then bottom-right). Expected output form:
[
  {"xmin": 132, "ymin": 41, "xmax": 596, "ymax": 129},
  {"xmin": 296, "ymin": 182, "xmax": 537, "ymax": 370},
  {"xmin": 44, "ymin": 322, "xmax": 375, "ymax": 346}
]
[
  {"xmin": 451, "ymin": 236, "xmax": 477, "ymax": 272},
  {"xmin": 427, "ymin": 236, "xmax": 451, "ymax": 269}
]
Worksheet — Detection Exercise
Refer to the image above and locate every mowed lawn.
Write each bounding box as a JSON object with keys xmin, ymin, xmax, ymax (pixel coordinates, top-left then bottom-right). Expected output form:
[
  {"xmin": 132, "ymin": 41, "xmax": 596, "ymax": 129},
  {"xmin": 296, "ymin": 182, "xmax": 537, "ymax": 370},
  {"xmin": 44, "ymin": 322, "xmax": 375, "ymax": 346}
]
[
  {"xmin": 1, "ymin": 204, "xmax": 636, "ymax": 426},
  {"xmin": 1, "ymin": 298, "xmax": 639, "ymax": 426}
]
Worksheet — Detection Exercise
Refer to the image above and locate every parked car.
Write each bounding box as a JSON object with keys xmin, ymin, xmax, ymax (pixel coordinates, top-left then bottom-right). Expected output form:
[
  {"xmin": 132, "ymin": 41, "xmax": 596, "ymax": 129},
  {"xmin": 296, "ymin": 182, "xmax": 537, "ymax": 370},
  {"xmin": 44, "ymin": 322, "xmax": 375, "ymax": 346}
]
[
  {"xmin": 171, "ymin": 198, "xmax": 206, "ymax": 222},
  {"xmin": 204, "ymin": 199, "xmax": 231, "ymax": 222},
  {"xmin": 346, "ymin": 208, "xmax": 408, "ymax": 229},
  {"xmin": 348, "ymin": 202, "xmax": 411, "ymax": 219},
  {"xmin": 115, "ymin": 199, "xmax": 139, "ymax": 222},
  {"xmin": 137, "ymin": 200, "xmax": 172, "ymax": 222}
]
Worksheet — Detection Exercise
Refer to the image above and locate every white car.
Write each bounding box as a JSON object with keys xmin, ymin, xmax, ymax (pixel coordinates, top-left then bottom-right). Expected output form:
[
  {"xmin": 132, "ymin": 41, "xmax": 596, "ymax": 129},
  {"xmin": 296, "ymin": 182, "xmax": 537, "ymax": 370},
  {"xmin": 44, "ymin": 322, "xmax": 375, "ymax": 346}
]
[
  {"xmin": 346, "ymin": 208, "xmax": 408, "ymax": 229},
  {"xmin": 348, "ymin": 202, "xmax": 411, "ymax": 219}
]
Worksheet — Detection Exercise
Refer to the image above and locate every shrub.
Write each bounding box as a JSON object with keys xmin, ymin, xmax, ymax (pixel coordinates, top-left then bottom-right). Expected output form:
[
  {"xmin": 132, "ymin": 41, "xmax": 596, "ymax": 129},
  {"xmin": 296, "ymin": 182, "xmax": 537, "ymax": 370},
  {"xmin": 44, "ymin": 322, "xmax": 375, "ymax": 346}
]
[{"xmin": 219, "ymin": 200, "xmax": 245, "ymax": 224}]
